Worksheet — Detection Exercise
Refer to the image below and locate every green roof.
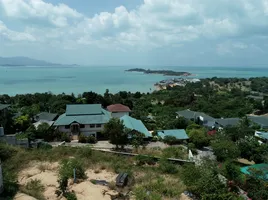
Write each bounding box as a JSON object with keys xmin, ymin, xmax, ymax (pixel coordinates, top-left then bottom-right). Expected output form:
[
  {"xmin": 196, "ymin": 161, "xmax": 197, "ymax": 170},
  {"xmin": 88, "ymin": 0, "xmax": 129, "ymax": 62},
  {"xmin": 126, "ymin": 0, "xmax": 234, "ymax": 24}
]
[
  {"xmin": 241, "ymin": 163, "xmax": 268, "ymax": 180},
  {"xmin": 157, "ymin": 129, "xmax": 189, "ymax": 140},
  {"xmin": 255, "ymin": 131, "xmax": 268, "ymax": 140},
  {"xmin": 0, "ymin": 104, "xmax": 10, "ymax": 111},
  {"xmin": 120, "ymin": 115, "xmax": 151, "ymax": 138},
  {"xmin": 54, "ymin": 107, "xmax": 111, "ymax": 126},
  {"xmin": 66, "ymin": 104, "xmax": 102, "ymax": 116}
]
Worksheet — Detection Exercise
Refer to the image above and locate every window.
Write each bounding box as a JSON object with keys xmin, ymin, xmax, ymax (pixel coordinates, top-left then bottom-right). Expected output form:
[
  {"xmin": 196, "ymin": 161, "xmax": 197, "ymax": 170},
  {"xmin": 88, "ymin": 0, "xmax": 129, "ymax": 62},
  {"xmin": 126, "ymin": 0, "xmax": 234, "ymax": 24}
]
[
  {"xmin": 96, "ymin": 124, "xmax": 101, "ymax": 128},
  {"xmin": 80, "ymin": 124, "xmax": 85, "ymax": 128},
  {"xmin": 90, "ymin": 124, "xmax": 95, "ymax": 128},
  {"xmin": 65, "ymin": 125, "xmax": 70, "ymax": 129}
]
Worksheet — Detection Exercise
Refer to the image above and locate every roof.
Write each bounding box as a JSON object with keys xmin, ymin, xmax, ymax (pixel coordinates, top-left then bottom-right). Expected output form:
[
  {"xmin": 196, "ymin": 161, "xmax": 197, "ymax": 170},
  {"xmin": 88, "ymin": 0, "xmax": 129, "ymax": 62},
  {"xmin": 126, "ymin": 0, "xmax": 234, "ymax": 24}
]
[
  {"xmin": 54, "ymin": 108, "xmax": 111, "ymax": 126},
  {"xmin": 248, "ymin": 116, "xmax": 268, "ymax": 127},
  {"xmin": 157, "ymin": 129, "xmax": 189, "ymax": 140},
  {"xmin": 120, "ymin": 115, "xmax": 151, "ymax": 138},
  {"xmin": 66, "ymin": 104, "xmax": 102, "ymax": 116},
  {"xmin": 240, "ymin": 163, "xmax": 268, "ymax": 180},
  {"xmin": 35, "ymin": 112, "xmax": 58, "ymax": 121},
  {"xmin": 0, "ymin": 104, "xmax": 10, "ymax": 111},
  {"xmin": 107, "ymin": 104, "xmax": 131, "ymax": 112},
  {"xmin": 255, "ymin": 131, "xmax": 268, "ymax": 140},
  {"xmin": 176, "ymin": 109, "xmax": 215, "ymax": 122},
  {"xmin": 216, "ymin": 118, "xmax": 240, "ymax": 127}
]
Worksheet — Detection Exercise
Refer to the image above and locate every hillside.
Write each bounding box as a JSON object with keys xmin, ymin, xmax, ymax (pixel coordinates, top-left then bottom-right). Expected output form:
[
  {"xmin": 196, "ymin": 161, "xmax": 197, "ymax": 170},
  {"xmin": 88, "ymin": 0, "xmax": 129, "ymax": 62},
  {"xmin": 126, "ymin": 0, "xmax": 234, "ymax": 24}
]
[{"xmin": 0, "ymin": 56, "xmax": 64, "ymax": 66}]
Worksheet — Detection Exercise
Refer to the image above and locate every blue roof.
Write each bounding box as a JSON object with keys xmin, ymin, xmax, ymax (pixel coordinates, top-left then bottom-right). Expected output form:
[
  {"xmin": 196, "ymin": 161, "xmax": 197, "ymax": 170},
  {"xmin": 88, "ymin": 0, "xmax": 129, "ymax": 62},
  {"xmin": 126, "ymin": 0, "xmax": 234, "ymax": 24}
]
[
  {"xmin": 157, "ymin": 129, "xmax": 189, "ymax": 140},
  {"xmin": 66, "ymin": 104, "xmax": 102, "ymax": 116},
  {"xmin": 241, "ymin": 163, "xmax": 268, "ymax": 180},
  {"xmin": 120, "ymin": 115, "xmax": 151, "ymax": 138},
  {"xmin": 54, "ymin": 107, "xmax": 111, "ymax": 126},
  {"xmin": 256, "ymin": 131, "xmax": 268, "ymax": 140}
]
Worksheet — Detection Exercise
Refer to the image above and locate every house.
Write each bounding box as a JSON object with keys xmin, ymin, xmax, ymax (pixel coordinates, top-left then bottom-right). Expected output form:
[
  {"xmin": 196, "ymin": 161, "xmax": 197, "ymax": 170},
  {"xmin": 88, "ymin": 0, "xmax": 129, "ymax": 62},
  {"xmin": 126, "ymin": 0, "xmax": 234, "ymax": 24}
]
[
  {"xmin": 107, "ymin": 104, "xmax": 131, "ymax": 118},
  {"xmin": 157, "ymin": 129, "xmax": 189, "ymax": 140},
  {"xmin": 120, "ymin": 115, "xmax": 151, "ymax": 138},
  {"xmin": 248, "ymin": 116, "xmax": 268, "ymax": 129},
  {"xmin": 255, "ymin": 131, "xmax": 268, "ymax": 143},
  {"xmin": 240, "ymin": 163, "xmax": 268, "ymax": 180},
  {"xmin": 216, "ymin": 118, "xmax": 240, "ymax": 128},
  {"xmin": 0, "ymin": 104, "xmax": 10, "ymax": 126},
  {"xmin": 34, "ymin": 112, "xmax": 58, "ymax": 122},
  {"xmin": 33, "ymin": 112, "xmax": 59, "ymax": 129},
  {"xmin": 176, "ymin": 109, "xmax": 216, "ymax": 128},
  {"xmin": 54, "ymin": 104, "xmax": 111, "ymax": 139}
]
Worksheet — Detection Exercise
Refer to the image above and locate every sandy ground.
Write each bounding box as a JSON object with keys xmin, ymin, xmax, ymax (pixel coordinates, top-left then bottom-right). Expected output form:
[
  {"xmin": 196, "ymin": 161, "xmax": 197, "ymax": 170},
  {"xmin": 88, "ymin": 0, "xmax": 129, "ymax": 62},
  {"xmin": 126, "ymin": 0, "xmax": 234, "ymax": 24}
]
[{"xmin": 16, "ymin": 161, "xmax": 119, "ymax": 200}]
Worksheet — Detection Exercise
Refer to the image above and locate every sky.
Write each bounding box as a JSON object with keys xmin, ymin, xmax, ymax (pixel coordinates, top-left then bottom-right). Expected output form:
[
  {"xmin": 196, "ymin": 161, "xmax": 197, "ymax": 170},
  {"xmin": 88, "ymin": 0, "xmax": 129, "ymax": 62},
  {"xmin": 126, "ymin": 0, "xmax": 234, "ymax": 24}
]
[{"xmin": 0, "ymin": 0, "xmax": 268, "ymax": 67}]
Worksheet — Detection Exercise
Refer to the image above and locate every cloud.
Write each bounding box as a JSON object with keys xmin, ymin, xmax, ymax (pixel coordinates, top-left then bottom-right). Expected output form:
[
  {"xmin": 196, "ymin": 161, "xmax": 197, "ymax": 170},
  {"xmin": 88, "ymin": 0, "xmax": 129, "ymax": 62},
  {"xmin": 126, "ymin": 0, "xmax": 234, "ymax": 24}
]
[
  {"xmin": 0, "ymin": 0, "xmax": 82, "ymax": 27},
  {"xmin": 1, "ymin": 0, "xmax": 268, "ymax": 65},
  {"xmin": 0, "ymin": 21, "xmax": 36, "ymax": 41}
]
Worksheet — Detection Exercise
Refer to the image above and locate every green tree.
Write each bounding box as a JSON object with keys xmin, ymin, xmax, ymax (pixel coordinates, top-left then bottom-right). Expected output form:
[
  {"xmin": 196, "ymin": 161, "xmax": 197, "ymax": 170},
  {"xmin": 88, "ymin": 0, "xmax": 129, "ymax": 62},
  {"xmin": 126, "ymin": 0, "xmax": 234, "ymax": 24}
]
[
  {"xmin": 130, "ymin": 131, "xmax": 144, "ymax": 150},
  {"xmin": 211, "ymin": 139, "xmax": 240, "ymax": 162},
  {"xmin": 103, "ymin": 118, "xmax": 128, "ymax": 149},
  {"xmin": 15, "ymin": 115, "xmax": 31, "ymax": 132},
  {"xmin": 188, "ymin": 128, "xmax": 209, "ymax": 149}
]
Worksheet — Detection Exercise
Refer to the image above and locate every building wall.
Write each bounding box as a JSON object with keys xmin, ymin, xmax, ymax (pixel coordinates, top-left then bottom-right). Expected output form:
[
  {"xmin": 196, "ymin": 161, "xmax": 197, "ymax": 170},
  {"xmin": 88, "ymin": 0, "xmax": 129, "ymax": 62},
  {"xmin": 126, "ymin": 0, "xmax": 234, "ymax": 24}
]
[
  {"xmin": 57, "ymin": 124, "xmax": 104, "ymax": 136},
  {"xmin": 111, "ymin": 112, "xmax": 129, "ymax": 118}
]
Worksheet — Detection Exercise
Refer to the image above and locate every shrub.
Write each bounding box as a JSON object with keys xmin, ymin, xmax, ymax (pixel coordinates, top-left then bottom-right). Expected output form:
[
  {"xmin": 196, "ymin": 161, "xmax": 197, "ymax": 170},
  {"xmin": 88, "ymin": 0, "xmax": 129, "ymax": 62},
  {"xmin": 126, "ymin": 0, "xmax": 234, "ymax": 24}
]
[
  {"xmin": 162, "ymin": 146, "xmax": 185, "ymax": 159},
  {"xmin": 64, "ymin": 192, "xmax": 77, "ymax": 200},
  {"xmin": 87, "ymin": 135, "xmax": 97, "ymax": 144},
  {"xmin": 20, "ymin": 179, "xmax": 45, "ymax": 200},
  {"xmin": 158, "ymin": 159, "xmax": 178, "ymax": 174},
  {"xmin": 0, "ymin": 143, "xmax": 17, "ymax": 162},
  {"xmin": 163, "ymin": 136, "xmax": 179, "ymax": 145},
  {"xmin": 59, "ymin": 158, "xmax": 87, "ymax": 180},
  {"xmin": 61, "ymin": 133, "xmax": 71, "ymax": 143},
  {"xmin": 77, "ymin": 147, "xmax": 92, "ymax": 158},
  {"xmin": 0, "ymin": 168, "xmax": 19, "ymax": 198},
  {"xmin": 78, "ymin": 134, "xmax": 87, "ymax": 143},
  {"xmin": 135, "ymin": 155, "xmax": 156, "ymax": 166},
  {"xmin": 38, "ymin": 142, "xmax": 52, "ymax": 150}
]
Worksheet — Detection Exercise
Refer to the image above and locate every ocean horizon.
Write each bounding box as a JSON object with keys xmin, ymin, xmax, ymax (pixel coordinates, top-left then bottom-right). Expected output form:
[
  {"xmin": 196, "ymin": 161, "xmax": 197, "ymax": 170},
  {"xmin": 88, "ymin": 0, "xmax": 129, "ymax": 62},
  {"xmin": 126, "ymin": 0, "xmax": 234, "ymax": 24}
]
[{"xmin": 1, "ymin": 65, "xmax": 268, "ymax": 96}]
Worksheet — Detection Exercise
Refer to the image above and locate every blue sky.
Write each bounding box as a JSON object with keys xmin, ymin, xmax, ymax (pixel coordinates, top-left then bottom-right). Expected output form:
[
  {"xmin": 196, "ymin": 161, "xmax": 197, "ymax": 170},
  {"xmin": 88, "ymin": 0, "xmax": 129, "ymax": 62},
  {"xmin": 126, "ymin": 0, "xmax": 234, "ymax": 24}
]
[{"xmin": 0, "ymin": 0, "xmax": 268, "ymax": 66}]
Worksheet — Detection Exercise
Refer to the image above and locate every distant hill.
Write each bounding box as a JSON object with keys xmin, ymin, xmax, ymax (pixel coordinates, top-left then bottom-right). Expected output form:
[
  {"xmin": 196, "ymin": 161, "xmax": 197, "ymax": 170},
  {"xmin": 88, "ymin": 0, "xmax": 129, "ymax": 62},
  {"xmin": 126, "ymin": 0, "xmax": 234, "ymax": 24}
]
[{"xmin": 0, "ymin": 56, "xmax": 74, "ymax": 66}]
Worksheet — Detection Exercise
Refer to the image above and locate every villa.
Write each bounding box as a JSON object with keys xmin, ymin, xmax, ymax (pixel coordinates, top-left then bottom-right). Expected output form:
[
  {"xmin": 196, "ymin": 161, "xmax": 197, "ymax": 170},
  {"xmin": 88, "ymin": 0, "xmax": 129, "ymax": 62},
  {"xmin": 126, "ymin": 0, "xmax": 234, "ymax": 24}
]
[
  {"xmin": 54, "ymin": 104, "xmax": 111, "ymax": 139},
  {"xmin": 120, "ymin": 115, "xmax": 151, "ymax": 138},
  {"xmin": 107, "ymin": 104, "xmax": 131, "ymax": 118},
  {"xmin": 157, "ymin": 129, "xmax": 189, "ymax": 141}
]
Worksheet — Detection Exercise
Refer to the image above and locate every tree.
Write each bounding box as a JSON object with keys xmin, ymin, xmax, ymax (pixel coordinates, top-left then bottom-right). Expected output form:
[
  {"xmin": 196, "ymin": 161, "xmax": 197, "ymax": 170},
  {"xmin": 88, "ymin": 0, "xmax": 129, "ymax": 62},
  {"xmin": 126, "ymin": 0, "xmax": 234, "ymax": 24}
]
[
  {"xmin": 130, "ymin": 131, "xmax": 144, "ymax": 150},
  {"xmin": 14, "ymin": 115, "xmax": 31, "ymax": 132},
  {"xmin": 103, "ymin": 118, "xmax": 128, "ymax": 149},
  {"xmin": 173, "ymin": 117, "xmax": 188, "ymax": 129},
  {"xmin": 188, "ymin": 129, "xmax": 209, "ymax": 149},
  {"xmin": 25, "ymin": 125, "xmax": 37, "ymax": 147},
  {"xmin": 211, "ymin": 139, "xmax": 240, "ymax": 162}
]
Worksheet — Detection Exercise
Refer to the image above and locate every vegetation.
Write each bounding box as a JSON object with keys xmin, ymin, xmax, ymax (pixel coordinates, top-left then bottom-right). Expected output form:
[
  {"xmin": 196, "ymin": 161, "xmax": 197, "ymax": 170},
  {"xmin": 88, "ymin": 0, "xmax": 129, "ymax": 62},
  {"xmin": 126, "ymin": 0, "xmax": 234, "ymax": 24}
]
[
  {"xmin": 103, "ymin": 118, "xmax": 128, "ymax": 149},
  {"xmin": 20, "ymin": 179, "xmax": 45, "ymax": 200}
]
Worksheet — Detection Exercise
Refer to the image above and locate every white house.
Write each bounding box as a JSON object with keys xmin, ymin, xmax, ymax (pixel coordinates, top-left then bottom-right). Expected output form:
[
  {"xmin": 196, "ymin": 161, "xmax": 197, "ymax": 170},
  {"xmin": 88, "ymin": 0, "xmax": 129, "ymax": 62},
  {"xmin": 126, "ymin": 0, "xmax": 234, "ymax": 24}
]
[
  {"xmin": 107, "ymin": 104, "xmax": 131, "ymax": 118},
  {"xmin": 54, "ymin": 104, "xmax": 111, "ymax": 139}
]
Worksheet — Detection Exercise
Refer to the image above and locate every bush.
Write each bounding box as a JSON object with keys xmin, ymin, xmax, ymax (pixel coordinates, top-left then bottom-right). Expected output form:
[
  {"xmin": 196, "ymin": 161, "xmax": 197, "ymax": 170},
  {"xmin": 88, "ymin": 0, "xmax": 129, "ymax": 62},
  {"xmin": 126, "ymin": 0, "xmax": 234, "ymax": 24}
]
[
  {"xmin": 0, "ymin": 143, "xmax": 17, "ymax": 162},
  {"xmin": 0, "ymin": 168, "xmax": 19, "ymax": 198},
  {"xmin": 158, "ymin": 159, "xmax": 178, "ymax": 174},
  {"xmin": 135, "ymin": 155, "xmax": 156, "ymax": 166},
  {"xmin": 78, "ymin": 134, "xmax": 97, "ymax": 144},
  {"xmin": 64, "ymin": 192, "xmax": 77, "ymax": 200},
  {"xmin": 162, "ymin": 146, "xmax": 185, "ymax": 159},
  {"xmin": 78, "ymin": 134, "xmax": 87, "ymax": 143},
  {"xmin": 61, "ymin": 133, "xmax": 71, "ymax": 143},
  {"xmin": 59, "ymin": 158, "xmax": 87, "ymax": 180},
  {"xmin": 20, "ymin": 179, "xmax": 45, "ymax": 200},
  {"xmin": 163, "ymin": 136, "xmax": 179, "ymax": 145},
  {"xmin": 38, "ymin": 142, "xmax": 52, "ymax": 150},
  {"xmin": 87, "ymin": 135, "xmax": 97, "ymax": 144}
]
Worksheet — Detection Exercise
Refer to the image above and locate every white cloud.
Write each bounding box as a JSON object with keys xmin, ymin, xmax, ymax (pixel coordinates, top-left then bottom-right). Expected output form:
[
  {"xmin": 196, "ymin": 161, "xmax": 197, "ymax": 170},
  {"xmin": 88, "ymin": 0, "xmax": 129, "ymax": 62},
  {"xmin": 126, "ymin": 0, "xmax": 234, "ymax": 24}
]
[
  {"xmin": 0, "ymin": 0, "xmax": 82, "ymax": 27},
  {"xmin": 1, "ymin": 0, "xmax": 268, "ymax": 65},
  {"xmin": 0, "ymin": 21, "xmax": 36, "ymax": 41}
]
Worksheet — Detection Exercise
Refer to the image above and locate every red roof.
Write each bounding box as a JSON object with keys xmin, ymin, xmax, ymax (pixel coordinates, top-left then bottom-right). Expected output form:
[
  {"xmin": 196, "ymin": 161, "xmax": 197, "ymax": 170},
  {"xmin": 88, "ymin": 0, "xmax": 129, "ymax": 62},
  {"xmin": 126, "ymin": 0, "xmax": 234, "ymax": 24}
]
[
  {"xmin": 107, "ymin": 104, "xmax": 131, "ymax": 112},
  {"xmin": 208, "ymin": 130, "xmax": 217, "ymax": 136}
]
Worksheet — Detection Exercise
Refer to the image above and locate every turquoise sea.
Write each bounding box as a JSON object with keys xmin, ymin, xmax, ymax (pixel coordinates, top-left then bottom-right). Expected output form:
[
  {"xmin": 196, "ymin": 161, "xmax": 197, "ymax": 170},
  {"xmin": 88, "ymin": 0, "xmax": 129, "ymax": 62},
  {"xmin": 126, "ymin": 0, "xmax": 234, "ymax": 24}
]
[{"xmin": 0, "ymin": 66, "xmax": 268, "ymax": 95}]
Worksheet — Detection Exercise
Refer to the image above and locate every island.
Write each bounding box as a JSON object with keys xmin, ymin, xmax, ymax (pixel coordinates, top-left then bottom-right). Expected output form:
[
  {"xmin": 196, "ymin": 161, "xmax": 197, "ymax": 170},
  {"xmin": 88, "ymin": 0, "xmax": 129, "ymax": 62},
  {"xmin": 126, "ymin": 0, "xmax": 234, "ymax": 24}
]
[{"xmin": 125, "ymin": 68, "xmax": 192, "ymax": 76}]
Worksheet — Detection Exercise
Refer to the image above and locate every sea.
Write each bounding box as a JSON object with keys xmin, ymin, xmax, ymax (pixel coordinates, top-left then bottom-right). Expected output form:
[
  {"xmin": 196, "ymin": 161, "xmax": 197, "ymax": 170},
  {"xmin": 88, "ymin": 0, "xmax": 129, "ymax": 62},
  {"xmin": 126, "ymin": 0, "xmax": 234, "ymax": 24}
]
[{"xmin": 0, "ymin": 65, "xmax": 268, "ymax": 96}]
